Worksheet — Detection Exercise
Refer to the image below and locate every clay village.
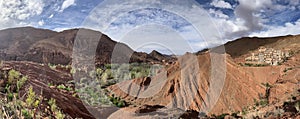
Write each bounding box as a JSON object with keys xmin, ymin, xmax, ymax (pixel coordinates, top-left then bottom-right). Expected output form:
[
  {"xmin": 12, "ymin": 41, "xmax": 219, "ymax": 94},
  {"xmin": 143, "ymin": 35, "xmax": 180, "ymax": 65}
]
[{"xmin": 245, "ymin": 46, "xmax": 291, "ymax": 66}]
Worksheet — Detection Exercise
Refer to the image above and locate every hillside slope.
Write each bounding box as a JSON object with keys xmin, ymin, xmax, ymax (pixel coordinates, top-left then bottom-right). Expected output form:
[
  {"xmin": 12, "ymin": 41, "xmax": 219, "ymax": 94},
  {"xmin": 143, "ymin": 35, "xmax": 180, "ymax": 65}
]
[
  {"xmin": 224, "ymin": 35, "xmax": 300, "ymax": 63},
  {"xmin": 0, "ymin": 27, "xmax": 174, "ymax": 65},
  {"xmin": 107, "ymin": 35, "xmax": 300, "ymax": 118}
]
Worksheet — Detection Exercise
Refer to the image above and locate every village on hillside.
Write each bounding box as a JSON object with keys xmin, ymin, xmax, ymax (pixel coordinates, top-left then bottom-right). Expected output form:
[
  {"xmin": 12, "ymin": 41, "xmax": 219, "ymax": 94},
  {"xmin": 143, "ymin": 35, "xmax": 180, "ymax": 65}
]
[{"xmin": 245, "ymin": 47, "xmax": 291, "ymax": 66}]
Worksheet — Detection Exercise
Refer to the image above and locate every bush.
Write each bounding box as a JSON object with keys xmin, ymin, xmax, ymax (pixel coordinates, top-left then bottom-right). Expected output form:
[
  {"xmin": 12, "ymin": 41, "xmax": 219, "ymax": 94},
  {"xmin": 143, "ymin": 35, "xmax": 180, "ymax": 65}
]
[
  {"xmin": 0, "ymin": 69, "xmax": 68, "ymax": 118},
  {"xmin": 48, "ymin": 63, "xmax": 57, "ymax": 70},
  {"xmin": 57, "ymin": 84, "xmax": 72, "ymax": 91},
  {"xmin": 8, "ymin": 69, "xmax": 21, "ymax": 85},
  {"xmin": 25, "ymin": 86, "xmax": 39, "ymax": 108},
  {"xmin": 17, "ymin": 76, "xmax": 27, "ymax": 91},
  {"xmin": 0, "ymin": 86, "xmax": 42, "ymax": 119},
  {"xmin": 109, "ymin": 95, "xmax": 126, "ymax": 108},
  {"xmin": 48, "ymin": 98, "xmax": 65, "ymax": 119},
  {"xmin": 259, "ymin": 99, "xmax": 268, "ymax": 107},
  {"xmin": 57, "ymin": 84, "xmax": 66, "ymax": 90}
]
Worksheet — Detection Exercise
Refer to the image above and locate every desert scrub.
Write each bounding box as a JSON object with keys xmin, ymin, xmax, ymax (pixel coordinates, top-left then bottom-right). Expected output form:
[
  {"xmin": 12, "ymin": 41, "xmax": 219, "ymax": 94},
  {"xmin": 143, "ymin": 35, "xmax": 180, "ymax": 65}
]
[
  {"xmin": 0, "ymin": 70, "xmax": 66, "ymax": 118},
  {"xmin": 48, "ymin": 98, "xmax": 65, "ymax": 119},
  {"xmin": 2, "ymin": 69, "xmax": 26, "ymax": 94},
  {"xmin": 57, "ymin": 84, "xmax": 72, "ymax": 91},
  {"xmin": 253, "ymin": 82, "xmax": 272, "ymax": 107},
  {"xmin": 25, "ymin": 86, "xmax": 40, "ymax": 108},
  {"xmin": 8, "ymin": 69, "xmax": 21, "ymax": 85},
  {"xmin": 75, "ymin": 63, "xmax": 156, "ymax": 107},
  {"xmin": 95, "ymin": 63, "xmax": 154, "ymax": 88},
  {"xmin": 0, "ymin": 70, "xmax": 44, "ymax": 118},
  {"xmin": 48, "ymin": 63, "xmax": 57, "ymax": 70},
  {"xmin": 77, "ymin": 85, "xmax": 111, "ymax": 106},
  {"xmin": 17, "ymin": 76, "xmax": 28, "ymax": 92},
  {"xmin": 0, "ymin": 87, "xmax": 43, "ymax": 119},
  {"xmin": 109, "ymin": 94, "xmax": 126, "ymax": 108}
]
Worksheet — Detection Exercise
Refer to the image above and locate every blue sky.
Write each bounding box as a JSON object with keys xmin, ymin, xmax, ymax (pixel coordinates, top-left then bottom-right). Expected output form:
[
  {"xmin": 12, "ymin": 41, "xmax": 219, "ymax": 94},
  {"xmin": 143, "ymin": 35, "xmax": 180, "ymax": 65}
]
[{"xmin": 0, "ymin": 0, "xmax": 300, "ymax": 54}]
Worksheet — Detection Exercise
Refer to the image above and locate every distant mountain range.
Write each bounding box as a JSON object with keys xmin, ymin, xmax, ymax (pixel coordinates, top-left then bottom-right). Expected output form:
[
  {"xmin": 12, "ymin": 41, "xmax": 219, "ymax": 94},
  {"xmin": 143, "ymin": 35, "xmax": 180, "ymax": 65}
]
[{"xmin": 0, "ymin": 27, "xmax": 175, "ymax": 65}]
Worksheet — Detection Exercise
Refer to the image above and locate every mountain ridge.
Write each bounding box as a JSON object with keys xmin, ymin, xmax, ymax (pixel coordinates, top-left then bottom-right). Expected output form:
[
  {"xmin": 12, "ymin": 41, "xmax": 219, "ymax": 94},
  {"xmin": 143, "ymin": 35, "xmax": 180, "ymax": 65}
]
[{"xmin": 0, "ymin": 27, "xmax": 175, "ymax": 65}]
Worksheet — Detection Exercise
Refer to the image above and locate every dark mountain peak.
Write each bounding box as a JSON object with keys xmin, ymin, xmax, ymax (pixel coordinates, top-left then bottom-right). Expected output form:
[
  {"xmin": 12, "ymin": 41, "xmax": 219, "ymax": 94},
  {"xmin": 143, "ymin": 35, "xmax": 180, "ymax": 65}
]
[{"xmin": 149, "ymin": 50, "xmax": 163, "ymax": 56}]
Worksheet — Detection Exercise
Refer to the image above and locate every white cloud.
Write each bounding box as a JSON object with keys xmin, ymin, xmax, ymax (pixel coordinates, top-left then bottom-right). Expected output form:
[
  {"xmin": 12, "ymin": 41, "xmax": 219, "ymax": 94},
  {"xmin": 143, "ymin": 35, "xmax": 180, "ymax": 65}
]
[
  {"xmin": 210, "ymin": 0, "xmax": 232, "ymax": 9},
  {"xmin": 60, "ymin": 0, "xmax": 76, "ymax": 12},
  {"xmin": 208, "ymin": 8, "xmax": 229, "ymax": 19},
  {"xmin": 250, "ymin": 19, "xmax": 300, "ymax": 37},
  {"xmin": 120, "ymin": 24, "xmax": 193, "ymax": 55},
  {"xmin": 38, "ymin": 20, "xmax": 45, "ymax": 26},
  {"xmin": 234, "ymin": 0, "xmax": 272, "ymax": 32},
  {"xmin": 207, "ymin": 0, "xmax": 281, "ymax": 40},
  {"xmin": 53, "ymin": 27, "xmax": 71, "ymax": 32},
  {"xmin": 48, "ymin": 14, "xmax": 54, "ymax": 18},
  {"xmin": 82, "ymin": 0, "xmax": 227, "ymax": 53},
  {"xmin": 0, "ymin": 0, "xmax": 44, "ymax": 29}
]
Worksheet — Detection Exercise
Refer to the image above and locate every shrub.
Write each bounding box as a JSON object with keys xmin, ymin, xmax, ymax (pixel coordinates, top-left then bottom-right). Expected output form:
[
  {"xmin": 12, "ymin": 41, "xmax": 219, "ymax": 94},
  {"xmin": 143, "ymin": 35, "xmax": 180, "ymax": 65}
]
[
  {"xmin": 8, "ymin": 69, "xmax": 21, "ymax": 85},
  {"xmin": 21, "ymin": 109, "xmax": 32, "ymax": 119},
  {"xmin": 48, "ymin": 98, "xmax": 65, "ymax": 119},
  {"xmin": 17, "ymin": 76, "xmax": 27, "ymax": 91},
  {"xmin": 25, "ymin": 86, "xmax": 38, "ymax": 108},
  {"xmin": 48, "ymin": 63, "xmax": 57, "ymax": 70},
  {"xmin": 7, "ymin": 92, "xmax": 14, "ymax": 101},
  {"xmin": 261, "ymin": 83, "xmax": 272, "ymax": 88},
  {"xmin": 242, "ymin": 107, "xmax": 248, "ymax": 115},
  {"xmin": 109, "ymin": 95, "xmax": 126, "ymax": 108},
  {"xmin": 0, "ymin": 86, "xmax": 42, "ymax": 119},
  {"xmin": 57, "ymin": 84, "xmax": 66, "ymax": 90},
  {"xmin": 259, "ymin": 99, "xmax": 268, "ymax": 107},
  {"xmin": 0, "ymin": 70, "xmax": 62, "ymax": 118},
  {"xmin": 57, "ymin": 84, "xmax": 72, "ymax": 91}
]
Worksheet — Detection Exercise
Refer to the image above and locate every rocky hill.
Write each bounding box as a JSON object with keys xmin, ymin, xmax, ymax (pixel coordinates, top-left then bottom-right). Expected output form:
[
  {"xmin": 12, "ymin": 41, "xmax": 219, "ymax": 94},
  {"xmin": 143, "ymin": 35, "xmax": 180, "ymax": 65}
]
[
  {"xmin": 0, "ymin": 27, "xmax": 174, "ymax": 65},
  {"xmin": 107, "ymin": 35, "xmax": 300, "ymax": 118},
  {"xmin": 224, "ymin": 35, "xmax": 300, "ymax": 64}
]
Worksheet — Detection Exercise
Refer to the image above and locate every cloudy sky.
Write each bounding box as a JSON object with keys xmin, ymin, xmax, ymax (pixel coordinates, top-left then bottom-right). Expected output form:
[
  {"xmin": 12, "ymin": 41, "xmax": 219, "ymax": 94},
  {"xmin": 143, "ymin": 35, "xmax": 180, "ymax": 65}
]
[{"xmin": 0, "ymin": 0, "xmax": 300, "ymax": 54}]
